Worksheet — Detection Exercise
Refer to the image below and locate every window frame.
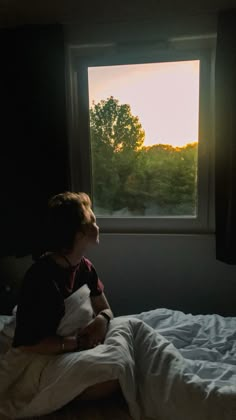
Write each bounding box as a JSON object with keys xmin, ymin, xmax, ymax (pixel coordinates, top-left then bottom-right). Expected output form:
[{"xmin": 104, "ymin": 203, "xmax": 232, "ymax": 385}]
[{"xmin": 66, "ymin": 37, "xmax": 215, "ymax": 234}]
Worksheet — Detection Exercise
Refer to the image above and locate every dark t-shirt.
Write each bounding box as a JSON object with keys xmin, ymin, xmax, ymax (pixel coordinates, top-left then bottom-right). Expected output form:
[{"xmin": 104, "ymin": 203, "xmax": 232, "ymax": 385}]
[{"xmin": 13, "ymin": 255, "xmax": 104, "ymax": 347}]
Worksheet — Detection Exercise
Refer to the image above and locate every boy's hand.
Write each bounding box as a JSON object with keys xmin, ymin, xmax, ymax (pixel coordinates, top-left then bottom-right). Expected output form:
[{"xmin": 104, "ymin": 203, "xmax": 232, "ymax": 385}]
[{"xmin": 76, "ymin": 315, "xmax": 108, "ymax": 350}]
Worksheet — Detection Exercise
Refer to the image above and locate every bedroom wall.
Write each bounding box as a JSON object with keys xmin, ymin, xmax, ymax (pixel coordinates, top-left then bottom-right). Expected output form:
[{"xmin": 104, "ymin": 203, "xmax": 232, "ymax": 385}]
[
  {"xmin": 0, "ymin": 256, "xmax": 32, "ymax": 315},
  {"xmin": 87, "ymin": 234, "xmax": 236, "ymax": 317},
  {"xmin": 0, "ymin": 233, "xmax": 235, "ymax": 317}
]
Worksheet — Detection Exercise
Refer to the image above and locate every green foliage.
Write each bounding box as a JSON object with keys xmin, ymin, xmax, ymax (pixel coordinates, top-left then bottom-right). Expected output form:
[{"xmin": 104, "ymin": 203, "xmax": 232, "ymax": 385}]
[{"xmin": 89, "ymin": 96, "xmax": 198, "ymax": 216}]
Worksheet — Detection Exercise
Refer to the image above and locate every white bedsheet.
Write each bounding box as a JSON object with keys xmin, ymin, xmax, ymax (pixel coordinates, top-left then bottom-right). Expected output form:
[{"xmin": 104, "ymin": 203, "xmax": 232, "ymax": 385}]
[
  {"xmin": 0, "ymin": 307, "xmax": 236, "ymax": 420},
  {"xmin": 133, "ymin": 308, "xmax": 236, "ymax": 366}
]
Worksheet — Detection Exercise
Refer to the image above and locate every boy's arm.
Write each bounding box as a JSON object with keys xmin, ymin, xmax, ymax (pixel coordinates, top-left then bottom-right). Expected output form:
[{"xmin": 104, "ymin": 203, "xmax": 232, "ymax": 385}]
[{"xmin": 20, "ymin": 335, "xmax": 78, "ymax": 355}]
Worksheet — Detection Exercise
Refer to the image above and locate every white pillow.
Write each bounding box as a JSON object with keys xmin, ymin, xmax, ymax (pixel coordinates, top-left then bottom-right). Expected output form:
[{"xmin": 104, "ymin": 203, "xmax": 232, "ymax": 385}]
[
  {"xmin": 0, "ymin": 315, "xmax": 15, "ymax": 354},
  {"xmin": 56, "ymin": 285, "xmax": 94, "ymax": 336},
  {"xmin": 0, "ymin": 315, "xmax": 14, "ymax": 332},
  {"xmin": 0, "ymin": 315, "xmax": 16, "ymax": 338},
  {"xmin": 0, "ymin": 332, "xmax": 12, "ymax": 354}
]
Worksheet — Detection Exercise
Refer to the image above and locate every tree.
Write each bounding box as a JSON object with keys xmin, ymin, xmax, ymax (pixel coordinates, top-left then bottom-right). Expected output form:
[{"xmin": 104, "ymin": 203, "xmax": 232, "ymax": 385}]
[
  {"xmin": 90, "ymin": 96, "xmax": 145, "ymax": 152},
  {"xmin": 136, "ymin": 143, "xmax": 198, "ymax": 215},
  {"xmin": 90, "ymin": 96, "xmax": 145, "ymax": 212}
]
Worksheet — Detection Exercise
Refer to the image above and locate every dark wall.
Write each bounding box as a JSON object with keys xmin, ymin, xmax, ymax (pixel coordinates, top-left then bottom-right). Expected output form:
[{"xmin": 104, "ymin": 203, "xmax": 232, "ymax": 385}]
[
  {"xmin": 88, "ymin": 234, "xmax": 236, "ymax": 317},
  {"xmin": 0, "ymin": 256, "xmax": 32, "ymax": 314},
  {"xmin": 0, "ymin": 25, "xmax": 69, "ymax": 258}
]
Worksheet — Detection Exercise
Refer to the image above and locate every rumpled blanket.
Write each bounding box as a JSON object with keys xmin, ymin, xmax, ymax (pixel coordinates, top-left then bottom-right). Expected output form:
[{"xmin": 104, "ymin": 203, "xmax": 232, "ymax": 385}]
[{"xmin": 0, "ymin": 288, "xmax": 236, "ymax": 420}]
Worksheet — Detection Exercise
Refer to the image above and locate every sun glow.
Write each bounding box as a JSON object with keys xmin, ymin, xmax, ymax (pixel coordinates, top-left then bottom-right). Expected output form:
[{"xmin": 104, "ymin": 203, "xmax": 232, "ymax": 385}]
[{"xmin": 88, "ymin": 60, "xmax": 199, "ymax": 147}]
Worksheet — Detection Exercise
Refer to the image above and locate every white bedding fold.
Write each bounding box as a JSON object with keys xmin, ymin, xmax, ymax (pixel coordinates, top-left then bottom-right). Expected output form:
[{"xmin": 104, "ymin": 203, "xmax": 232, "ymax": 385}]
[
  {"xmin": 1, "ymin": 317, "xmax": 236, "ymax": 420},
  {"xmin": 0, "ymin": 306, "xmax": 236, "ymax": 419}
]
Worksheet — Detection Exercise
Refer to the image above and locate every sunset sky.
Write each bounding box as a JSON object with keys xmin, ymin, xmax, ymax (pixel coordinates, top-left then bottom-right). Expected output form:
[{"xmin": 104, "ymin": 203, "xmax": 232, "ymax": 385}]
[{"xmin": 88, "ymin": 60, "xmax": 200, "ymax": 147}]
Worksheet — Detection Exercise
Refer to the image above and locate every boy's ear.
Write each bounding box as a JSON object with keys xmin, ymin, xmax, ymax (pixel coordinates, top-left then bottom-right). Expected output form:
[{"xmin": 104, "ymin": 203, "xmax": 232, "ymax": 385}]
[{"xmin": 75, "ymin": 230, "xmax": 85, "ymax": 240}]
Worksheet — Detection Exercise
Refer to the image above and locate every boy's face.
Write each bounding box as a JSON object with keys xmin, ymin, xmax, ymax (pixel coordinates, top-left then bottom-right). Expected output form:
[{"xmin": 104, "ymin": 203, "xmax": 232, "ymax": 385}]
[
  {"xmin": 80, "ymin": 209, "xmax": 99, "ymax": 245},
  {"xmin": 85, "ymin": 210, "xmax": 100, "ymax": 244}
]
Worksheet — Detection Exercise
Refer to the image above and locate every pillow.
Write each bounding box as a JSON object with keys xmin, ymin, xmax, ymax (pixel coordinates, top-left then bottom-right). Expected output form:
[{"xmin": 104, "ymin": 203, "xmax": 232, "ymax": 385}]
[
  {"xmin": 56, "ymin": 284, "xmax": 94, "ymax": 336},
  {"xmin": 0, "ymin": 315, "xmax": 15, "ymax": 354},
  {"xmin": 0, "ymin": 315, "xmax": 14, "ymax": 333},
  {"xmin": 0, "ymin": 315, "xmax": 16, "ymax": 338},
  {"xmin": 0, "ymin": 331, "xmax": 12, "ymax": 354}
]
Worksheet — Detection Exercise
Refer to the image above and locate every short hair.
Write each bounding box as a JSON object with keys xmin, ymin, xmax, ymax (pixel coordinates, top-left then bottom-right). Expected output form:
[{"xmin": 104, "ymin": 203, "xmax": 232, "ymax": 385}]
[{"xmin": 46, "ymin": 191, "xmax": 93, "ymax": 252}]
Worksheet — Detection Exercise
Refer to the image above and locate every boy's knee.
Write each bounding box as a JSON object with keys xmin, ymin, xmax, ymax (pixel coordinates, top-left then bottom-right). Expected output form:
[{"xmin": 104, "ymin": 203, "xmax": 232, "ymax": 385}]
[{"xmin": 78, "ymin": 379, "xmax": 121, "ymax": 401}]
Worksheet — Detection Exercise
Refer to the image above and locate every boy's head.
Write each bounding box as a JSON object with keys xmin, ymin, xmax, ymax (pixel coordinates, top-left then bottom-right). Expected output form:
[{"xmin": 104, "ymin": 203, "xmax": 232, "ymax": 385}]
[{"xmin": 47, "ymin": 191, "xmax": 94, "ymax": 252}]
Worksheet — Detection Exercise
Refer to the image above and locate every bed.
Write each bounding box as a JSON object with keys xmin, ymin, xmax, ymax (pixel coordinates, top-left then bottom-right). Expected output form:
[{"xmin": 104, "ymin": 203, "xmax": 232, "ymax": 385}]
[{"xmin": 0, "ymin": 307, "xmax": 236, "ymax": 420}]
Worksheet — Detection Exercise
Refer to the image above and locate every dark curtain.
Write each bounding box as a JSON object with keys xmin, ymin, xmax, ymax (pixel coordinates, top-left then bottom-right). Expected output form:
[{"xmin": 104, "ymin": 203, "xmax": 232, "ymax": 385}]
[
  {"xmin": 215, "ymin": 9, "xmax": 236, "ymax": 264},
  {"xmin": 0, "ymin": 25, "xmax": 70, "ymax": 258}
]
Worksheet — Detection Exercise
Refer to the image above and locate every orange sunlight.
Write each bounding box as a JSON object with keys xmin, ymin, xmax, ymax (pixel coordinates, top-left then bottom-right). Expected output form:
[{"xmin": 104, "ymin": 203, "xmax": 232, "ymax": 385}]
[{"xmin": 88, "ymin": 60, "xmax": 199, "ymax": 147}]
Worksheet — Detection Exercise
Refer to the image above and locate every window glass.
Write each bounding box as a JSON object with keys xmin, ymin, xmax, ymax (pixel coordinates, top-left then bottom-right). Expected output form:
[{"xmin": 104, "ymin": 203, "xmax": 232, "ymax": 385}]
[{"xmin": 88, "ymin": 60, "xmax": 199, "ymax": 217}]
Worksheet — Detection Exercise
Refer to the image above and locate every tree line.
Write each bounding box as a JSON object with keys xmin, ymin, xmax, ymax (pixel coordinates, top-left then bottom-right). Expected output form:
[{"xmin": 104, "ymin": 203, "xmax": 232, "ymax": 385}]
[{"xmin": 90, "ymin": 96, "xmax": 197, "ymax": 216}]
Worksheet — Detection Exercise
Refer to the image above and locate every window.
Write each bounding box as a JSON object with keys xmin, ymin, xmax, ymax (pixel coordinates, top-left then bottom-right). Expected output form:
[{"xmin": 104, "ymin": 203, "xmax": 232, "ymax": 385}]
[{"xmin": 67, "ymin": 37, "xmax": 215, "ymax": 233}]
